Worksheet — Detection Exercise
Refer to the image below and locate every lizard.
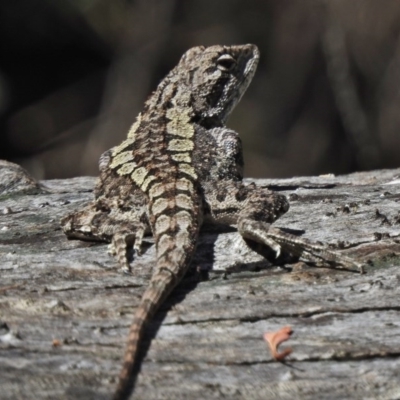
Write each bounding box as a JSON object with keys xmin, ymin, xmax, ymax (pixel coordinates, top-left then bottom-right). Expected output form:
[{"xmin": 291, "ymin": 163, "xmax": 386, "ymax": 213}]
[{"xmin": 61, "ymin": 44, "xmax": 363, "ymax": 400}]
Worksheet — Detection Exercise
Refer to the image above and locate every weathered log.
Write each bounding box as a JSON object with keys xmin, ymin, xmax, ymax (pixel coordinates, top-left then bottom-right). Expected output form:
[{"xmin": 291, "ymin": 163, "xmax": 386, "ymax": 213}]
[{"xmin": 1, "ymin": 163, "xmax": 400, "ymax": 399}]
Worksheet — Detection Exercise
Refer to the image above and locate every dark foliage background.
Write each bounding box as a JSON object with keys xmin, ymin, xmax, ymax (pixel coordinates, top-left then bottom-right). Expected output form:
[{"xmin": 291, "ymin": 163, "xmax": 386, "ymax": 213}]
[{"xmin": 1, "ymin": 0, "xmax": 400, "ymax": 179}]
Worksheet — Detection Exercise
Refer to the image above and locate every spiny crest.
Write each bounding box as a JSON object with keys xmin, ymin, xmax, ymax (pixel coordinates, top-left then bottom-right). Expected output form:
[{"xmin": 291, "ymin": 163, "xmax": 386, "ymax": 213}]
[{"xmin": 108, "ymin": 44, "xmax": 259, "ymax": 192}]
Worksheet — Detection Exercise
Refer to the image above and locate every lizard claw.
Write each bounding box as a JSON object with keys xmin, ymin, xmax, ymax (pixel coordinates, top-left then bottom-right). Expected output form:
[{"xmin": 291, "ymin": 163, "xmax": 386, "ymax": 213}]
[
  {"xmin": 121, "ymin": 265, "xmax": 132, "ymax": 274},
  {"xmin": 107, "ymin": 243, "xmax": 116, "ymax": 256},
  {"xmin": 267, "ymin": 240, "xmax": 281, "ymax": 258}
]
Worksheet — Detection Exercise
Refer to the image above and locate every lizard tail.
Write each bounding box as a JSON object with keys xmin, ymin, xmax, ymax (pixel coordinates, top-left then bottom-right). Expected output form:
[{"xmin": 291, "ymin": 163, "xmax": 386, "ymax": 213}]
[
  {"xmin": 112, "ymin": 269, "xmax": 179, "ymax": 400},
  {"xmin": 113, "ymin": 189, "xmax": 201, "ymax": 400}
]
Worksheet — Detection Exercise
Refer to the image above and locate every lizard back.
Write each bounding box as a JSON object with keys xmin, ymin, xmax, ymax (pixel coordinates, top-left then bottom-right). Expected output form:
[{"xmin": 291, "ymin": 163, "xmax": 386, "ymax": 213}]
[{"xmin": 112, "ymin": 44, "xmax": 259, "ymax": 400}]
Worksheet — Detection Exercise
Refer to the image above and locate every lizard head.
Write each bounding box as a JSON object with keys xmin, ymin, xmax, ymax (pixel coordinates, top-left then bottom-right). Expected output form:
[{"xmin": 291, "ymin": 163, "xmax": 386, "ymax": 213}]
[{"xmin": 176, "ymin": 44, "xmax": 260, "ymax": 126}]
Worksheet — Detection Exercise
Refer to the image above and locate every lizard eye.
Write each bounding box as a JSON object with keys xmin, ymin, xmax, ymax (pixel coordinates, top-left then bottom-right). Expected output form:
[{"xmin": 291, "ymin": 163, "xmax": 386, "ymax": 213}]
[{"xmin": 217, "ymin": 54, "xmax": 236, "ymax": 72}]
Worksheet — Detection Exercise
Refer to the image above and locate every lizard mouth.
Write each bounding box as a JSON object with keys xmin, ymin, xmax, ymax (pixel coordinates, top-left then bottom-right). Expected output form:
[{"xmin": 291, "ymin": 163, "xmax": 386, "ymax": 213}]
[
  {"xmin": 244, "ymin": 45, "xmax": 260, "ymax": 78},
  {"xmin": 229, "ymin": 44, "xmax": 260, "ymax": 114}
]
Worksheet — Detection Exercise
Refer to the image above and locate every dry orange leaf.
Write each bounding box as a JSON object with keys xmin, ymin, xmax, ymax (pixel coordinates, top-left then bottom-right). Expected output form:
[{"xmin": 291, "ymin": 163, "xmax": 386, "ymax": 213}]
[{"xmin": 263, "ymin": 326, "xmax": 293, "ymax": 361}]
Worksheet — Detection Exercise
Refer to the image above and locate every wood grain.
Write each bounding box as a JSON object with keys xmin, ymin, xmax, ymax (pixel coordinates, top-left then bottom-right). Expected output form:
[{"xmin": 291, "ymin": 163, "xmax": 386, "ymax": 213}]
[{"xmin": 1, "ymin": 169, "xmax": 400, "ymax": 399}]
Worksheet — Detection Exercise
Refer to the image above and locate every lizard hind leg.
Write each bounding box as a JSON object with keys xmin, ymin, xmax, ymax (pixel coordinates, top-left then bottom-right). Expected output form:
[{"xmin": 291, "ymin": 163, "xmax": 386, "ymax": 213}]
[
  {"xmin": 237, "ymin": 190, "xmax": 290, "ymax": 259},
  {"xmin": 237, "ymin": 189, "xmax": 363, "ymax": 273},
  {"xmin": 238, "ymin": 219, "xmax": 282, "ymax": 258},
  {"xmin": 111, "ymin": 226, "xmax": 145, "ymax": 273},
  {"xmin": 237, "ymin": 188, "xmax": 290, "ymax": 235}
]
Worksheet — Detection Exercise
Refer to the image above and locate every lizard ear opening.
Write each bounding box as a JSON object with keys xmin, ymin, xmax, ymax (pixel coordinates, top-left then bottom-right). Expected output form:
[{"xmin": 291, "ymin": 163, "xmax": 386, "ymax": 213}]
[{"xmin": 217, "ymin": 54, "xmax": 236, "ymax": 72}]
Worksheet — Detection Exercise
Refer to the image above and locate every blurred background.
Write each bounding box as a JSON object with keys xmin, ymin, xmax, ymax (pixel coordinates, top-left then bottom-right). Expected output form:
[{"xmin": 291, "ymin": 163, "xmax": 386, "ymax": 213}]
[{"xmin": 1, "ymin": 0, "xmax": 400, "ymax": 180}]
